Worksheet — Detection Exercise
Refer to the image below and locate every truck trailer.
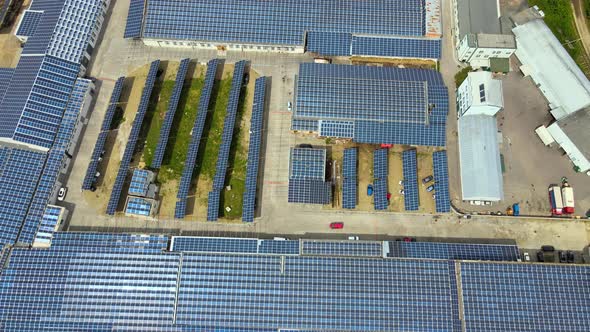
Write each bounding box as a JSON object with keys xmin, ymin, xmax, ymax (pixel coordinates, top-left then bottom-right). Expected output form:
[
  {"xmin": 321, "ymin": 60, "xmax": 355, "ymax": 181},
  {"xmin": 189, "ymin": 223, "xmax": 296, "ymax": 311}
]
[
  {"xmin": 561, "ymin": 185, "xmax": 575, "ymax": 214},
  {"xmin": 549, "ymin": 186, "xmax": 563, "ymax": 215}
]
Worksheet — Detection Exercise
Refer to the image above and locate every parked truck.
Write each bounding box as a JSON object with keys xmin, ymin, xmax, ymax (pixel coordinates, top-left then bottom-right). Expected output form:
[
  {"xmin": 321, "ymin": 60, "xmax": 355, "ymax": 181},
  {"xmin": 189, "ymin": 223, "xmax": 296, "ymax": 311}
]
[
  {"xmin": 549, "ymin": 186, "xmax": 563, "ymax": 215},
  {"xmin": 512, "ymin": 203, "xmax": 520, "ymax": 216},
  {"xmin": 561, "ymin": 184, "xmax": 575, "ymax": 214}
]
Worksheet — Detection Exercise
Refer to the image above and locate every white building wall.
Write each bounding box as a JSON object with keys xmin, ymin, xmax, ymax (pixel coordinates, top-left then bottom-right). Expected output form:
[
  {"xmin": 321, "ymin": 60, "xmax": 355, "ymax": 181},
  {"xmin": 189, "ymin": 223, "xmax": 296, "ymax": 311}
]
[
  {"xmin": 143, "ymin": 39, "xmax": 304, "ymax": 53},
  {"xmin": 457, "ymin": 72, "xmax": 504, "ymax": 117},
  {"xmin": 547, "ymin": 123, "xmax": 590, "ymax": 172}
]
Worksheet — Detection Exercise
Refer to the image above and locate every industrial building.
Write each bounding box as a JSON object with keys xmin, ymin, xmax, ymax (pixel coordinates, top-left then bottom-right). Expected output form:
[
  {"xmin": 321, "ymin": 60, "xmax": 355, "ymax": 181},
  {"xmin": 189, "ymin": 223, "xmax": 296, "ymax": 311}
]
[
  {"xmin": 0, "ymin": 0, "xmax": 108, "ymax": 248},
  {"xmin": 512, "ymin": 7, "xmax": 590, "ymax": 173},
  {"xmin": 124, "ymin": 0, "xmax": 443, "ymax": 60},
  {"xmin": 457, "ymin": 72, "xmax": 504, "ymax": 202},
  {"xmin": 0, "ymin": 232, "xmax": 589, "ymax": 330},
  {"xmin": 453, "ymin": 0, "xmax": 516, "ymax": 68},
  {"xmin": 292, "ymin": 63, "xmax": 449, "ymax": 146}
]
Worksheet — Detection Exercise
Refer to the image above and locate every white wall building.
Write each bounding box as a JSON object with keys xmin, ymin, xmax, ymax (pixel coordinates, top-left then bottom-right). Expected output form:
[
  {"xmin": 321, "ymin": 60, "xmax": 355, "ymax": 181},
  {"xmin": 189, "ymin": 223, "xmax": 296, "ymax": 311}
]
[
  {"xmin": 454, "ymin": 0, "xmax": 516, "ymax": 68},
  {"xmin": 457, "ymin": 71, "xmax": 504, "ymax": 117}
]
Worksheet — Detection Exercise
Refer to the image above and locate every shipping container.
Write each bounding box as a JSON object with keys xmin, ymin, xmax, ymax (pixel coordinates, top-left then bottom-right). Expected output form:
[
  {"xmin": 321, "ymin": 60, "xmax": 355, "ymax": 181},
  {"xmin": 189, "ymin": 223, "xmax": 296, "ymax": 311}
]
[
  {"xmin": 561, "ymin": 186, "xmax": 575, "ymax": 214},
  {"xmin": 549, "ymin": 186, "xmax": 563, "ymax": 215}
]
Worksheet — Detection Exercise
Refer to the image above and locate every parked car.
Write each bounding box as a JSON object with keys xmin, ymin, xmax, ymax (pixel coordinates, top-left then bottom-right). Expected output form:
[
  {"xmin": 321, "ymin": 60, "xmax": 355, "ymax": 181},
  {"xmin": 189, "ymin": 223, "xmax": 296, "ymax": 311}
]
[
  {"xmin": 95, "ymin": 171, "xmax": 101, "ymax": 178},
  {"xmin": 422, "ymin": 175, "xmax": 433, "ymax": 184},
  {"xmin": 523, "ymin": 252, "xmax": 531, "ymax": 262},
  {"xmin": 403, "ymin": 237, "xmax": 416, "ymax": 242},
  {"xmin": 348, "ymin": 236, "xmax": 359, "ymax": 240},
  {"xmin": 399, "ymin": 189, "xmax": 404, "ymax": 195},
  {"xmin": 367, "ymin": 184, "xmax": 374, "ymax": 196},
  {"xmin": 299, "ymin": 143, "xmax": 312, "ymax": 149},
  {"xmin": 386, "ymin": 192, "xmax": 392, "ymax": 200},
  {"xmin": 57, "ymin": 187, "xmax": 67, "ymax": 201},
  {"xmin": 329, "ymin": 222, "xmax": 344, "ymax": 229},
  {"xmin": 566, "ymin": 251, "xmax": 575, "ymax": 263},
  {"xmin": 287, "ymin": 101, "xmax": 293, "ymax": 111},
  {"xmin": 541, "ymin": 245, "xmax": 555, "ymax": 252},
  {"xmin": 558, "ymin": 251, "xmax": 567, "ymax": 263},
  {"xmin": 537, "ymin": 251, "xmax": 544, "ymax": 262},
  {"xmin": 426, "ymin": 185, "xmax": 435, "ymax": 192}
]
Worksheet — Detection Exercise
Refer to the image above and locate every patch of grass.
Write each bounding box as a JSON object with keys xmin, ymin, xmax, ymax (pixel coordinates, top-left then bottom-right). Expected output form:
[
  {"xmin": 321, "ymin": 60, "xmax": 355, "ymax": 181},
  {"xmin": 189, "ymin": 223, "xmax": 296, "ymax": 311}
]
[
  {"xmin": 529, "ymin": 0, "xmax": 590, "ymax": 76},
  {"xmin": 220, "ymin": 86, "xmax": 249, "ymax": 219},
  {"xmin": 454, "ymin": 66, "xmax": 472, "ymax": 88},
  {"xmin": 156, "ymin": 77, "xmax": 206, "ymax": 183},
  {"xmin": 142, "ymin": 80, "xmax": 176, "ymax": 167}
]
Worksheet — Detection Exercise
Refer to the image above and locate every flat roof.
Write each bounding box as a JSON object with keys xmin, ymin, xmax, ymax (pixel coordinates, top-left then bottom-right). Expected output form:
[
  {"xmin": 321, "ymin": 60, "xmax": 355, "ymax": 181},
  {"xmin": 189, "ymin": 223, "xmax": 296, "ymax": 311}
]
[
  {"xmin": 556, "ymin": 108, "xmax": 590, "ymax": 163},
  {"xmin": 457, "ymin": 0, "xmax": 501, "ymax": 38}
]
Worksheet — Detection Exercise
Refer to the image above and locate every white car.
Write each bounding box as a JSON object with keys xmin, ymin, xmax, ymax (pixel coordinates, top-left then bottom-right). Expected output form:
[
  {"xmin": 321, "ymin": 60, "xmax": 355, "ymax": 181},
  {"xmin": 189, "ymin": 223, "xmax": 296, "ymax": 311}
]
[
  {"xmin": 287, "ymin": 101, "xmax": 293, "ymax": 111},
  {"xmin": 57, "ymin": 187, "xmax": 67, "ymax": 201},
  {"xmin": 348, "ymin": 236, "xmax": 359, "ymax": 241},
  {"xmin": 523, "ymin": 252, "xmax": 531, "ymax": 262}
]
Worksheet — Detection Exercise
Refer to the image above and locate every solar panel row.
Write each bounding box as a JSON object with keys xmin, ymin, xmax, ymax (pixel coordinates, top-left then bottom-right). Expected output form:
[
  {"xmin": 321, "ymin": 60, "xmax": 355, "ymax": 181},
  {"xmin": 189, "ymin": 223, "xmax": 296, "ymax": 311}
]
[
  {"xmin": 301, "ymin": 240, "xmax": 382, "ymax": 257},
  {"xmin": 128, "ymin": 169, "xmax": 150, "ymax": 197},
  {"xmin": 174, "ymin": 59, "xmax": 220, "ymax": 219},
  {"xmin": 207, "ymin": 60, "xmax": 247, "ymax": 221},
  {"xmin": 373, "ymin": 148, "xmax": 388, "ymax": 210},
  {"xmin": 318, "ymin": 120, "xmax": 354, "ymax": 138},
  {"xmin": 16, "ymin": 10, "xmax": 43, "ymax": 38},
  {"xmin": 124, "ymin": 0, "xmax": 146, "ymax": 38},
  {"xmin": 433, "ymin": 151, "xmax": 451, "ymax": 213},
  {"xmin": 171, "ymin": 236, "xmax": 300, "ymax": 255},
  {"xmin": 151, "ymin": 58, "xmax": 190, "ymax": 168},
  {"xmin": 82, "ymin": 77, "xmax": 125, "ymax": 190},
  {"xmin": 342, "ymin": 148, "xmax": 357, "ymax": 209},
  {"xmin": 291, "ymin": 119, "xmax": 318, "ymax": 132},
  {"xmin": 387, "ymin": 241, "xmax": 520, "ymax": 261},
  {"xmin": 242, "ymin": 77, "xmax": 267, "ymax": 222},
  {"xmin": 31, "ymin": 206, "xmax": 61, "ymax": 246},
  {"xmin": 106, "ymin": 61, "xmax": 159, "ymax": 215},
  {"xmin": 125, "ymin": 197, "xmax": 152, "ymax": 216},
  {"xmin": 50, "ymin": 232, "xmax": 169, "ymax": 253},
  {"xmin": 289, "ymin": 147, "xmax": 326, "ymax": 180},
  {"xmin": 402, "ymin": 149, "xmax": 419, "ymax": 211},
  {"xmin": 287, "ymin": 178, "xmax": 332, "ymax": 204}
]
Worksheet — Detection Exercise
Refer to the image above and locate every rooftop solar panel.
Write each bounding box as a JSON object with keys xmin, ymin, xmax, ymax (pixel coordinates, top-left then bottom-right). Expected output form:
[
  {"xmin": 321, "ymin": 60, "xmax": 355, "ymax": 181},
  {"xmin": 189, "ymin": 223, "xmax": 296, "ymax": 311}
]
[
  {"xmin": 128, "ymin": 169, "xmax": 150, "ymax": 196},
  {"xmin": 306, "ymin": 31, "xmax": 352, "ymax": 56},
  {"xmin": 16, "ymin": 10, "xmax": 43, "ymax": 38},
  {"xmin": 31, "ymin": 205, "xmax": 62, "ymax": 245},
  {"xmin": 301, "ymin": 240, "xmax": 382, "ymax": 257},
  {"xmin": 152, "ymin": 58, "xmax": 190, "ymax": 168},
  {"xmin": 125, "ymin": 197, "xmax": 152, "ymax": 216},
  {"xmin": 388, "ymin": 241, "xmax": 520, "ymax": 261},
  {"xmin": 433, "ymin": 150, "xmax": 451, "ymax": 213},
  {"xmin": 318, "ymin": 120, "xmax": 354, "ymax": 139},
  {"xmin": 342, "ymin": 148, "xmax": 357, "ymax": 209},
  {"xmin": 50, "ymin": 232, "xmax": 169, "ymax": 253},
  {"xmin": 291, "ymin": 119, "xmax": 318, "ymax": 132},
  {"xmin": 258, "ymin": 240, "xmax": 300, "ymax": 255},
  {"xmin": 106, "ymin": 60, "xmax": 160, "ymax": 215},
  {"xmin": 352, "ymin": 36, "xmax": 442, "ymax": 59},
  {"xmin": 402, "ymin": 149, "xmax": 419, "ymax": 211},
  {"xmin": 242, "ymin": 77, "xmax": 267, "ymax": 222},
  {"xmin": 171, "ymin": 237, "xmax": 258, "ymax": 253},
  {"xmin": 0, "ymin": 68, "xmax": 14, "ymax": 105},
  {"xmin": 287, "ymin": 178, "xmax": 332, "ymax": 204},
  {"xmin": 124, "ymin": 0, "xmax": 146, "ymax": 38},
  {"xmin": 175, "ymin": 59, "xmax": 220, "ymax": 218},
  {"xmin": 289, "ymin": 147, "xmax": 326, "ymax": 180}
]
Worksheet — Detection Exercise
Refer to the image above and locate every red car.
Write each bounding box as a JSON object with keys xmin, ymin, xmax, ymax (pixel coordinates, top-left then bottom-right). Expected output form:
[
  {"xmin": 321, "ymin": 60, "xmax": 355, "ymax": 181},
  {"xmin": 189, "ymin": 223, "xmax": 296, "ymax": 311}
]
[{"xmin": 329, "ymin": 222, "xmax": 344, "ymax": 229}]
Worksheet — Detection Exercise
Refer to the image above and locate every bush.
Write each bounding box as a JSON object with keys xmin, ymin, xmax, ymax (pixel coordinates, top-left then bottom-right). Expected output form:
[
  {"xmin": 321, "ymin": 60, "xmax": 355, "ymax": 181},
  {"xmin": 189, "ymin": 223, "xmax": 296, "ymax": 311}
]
[{"xmin": 454, "ymin": 66, "xmax": 472, "ymax": 88}]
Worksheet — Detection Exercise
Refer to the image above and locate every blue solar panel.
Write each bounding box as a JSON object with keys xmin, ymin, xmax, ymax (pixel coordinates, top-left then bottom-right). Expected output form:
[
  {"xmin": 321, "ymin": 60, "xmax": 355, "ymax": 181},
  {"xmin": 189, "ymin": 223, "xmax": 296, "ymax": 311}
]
[
  {"xmin": 388, "ymin": 241, "xmax": 520, "ymax": 261},
  {"xmin": 175, "ymin": 59, "xmax": 219, "ymax": 219},
  {"xmin": 125, "ymin": 197, "xmax": 152, "ymax": 216},
  {"xmin": 82, "ymin": 131, "xmax": 108, "ymax": 190},
  {"xmin": 287, "ymin": 178, "xmax": 332, "ymax": 204},
  {"xmin": 373, "ymin": 178, "xmax": 388, "ymax": 210},
  {"xmin": 460, "ymin": 263, "xmax": 590, "ymax": 332},
  {"xmin": 373, "ymin": 148, "xmax": 388, "ymax": 179},
  {"xmin": 289, "ymin": 147, "xmax": 326, "ymax": 180},
  {"xmin": 101, "ymin": 77, "xmax": 125, "ymax": 131},
  {"xmin": 242, "ymin": 77, "xmax": 267, "ymax": 222},
  {"xmin": 124, "ymin": 0, "xmax": 145, "ymax": 38},
  {"xmin": 211, "ymin": 60, "xmax": 247, "ymax": 191},
  {"xmin": 291, "ymin": 118, "xmax": 318, "ymax": 131},
  {"xmin": 128, "ymin": 169, "xmax": 150, "ymax": 196},
  {"xmin": 152, "ymin": 58, "xmax": 190, "ymax": 168},
  {"xmin": 171, "ymin": 237, "xmax": 258, "ymax": 253},
  {"xmin": 31, "ymin": 205, "xmax": 62, "ymax": 245},
  {"xmin": 302, "ymin": 240, "xmax": 382, "ymax": 257},
  {"xmin": 402, "ymin": 149, "xmax": 419, "ymax": 211},
  {"xmin": 50, "ymin": 232, "xmax": 169, "ymax": 253},
  {"xmin": 206, "ymin": 190, "xmax": 221, "ymax": 221},
  {"xmin": 318, "ymin": 120, "xmax": 354, "ymax": 138},
  {"xmin": 293, "ymin": 63, "xmax": 448, "ymax": 146},
  {"xmin": 16, "ymin": 10, "xmax": 43, "ymax": 38},
  {"xmin": 258, "ymin": 240, "xmax": 300, "ymax": 255},
  {"xmin": 306, "ymin": 31, "xmax": 352, "ymax": 56},
  {"xmin": 342, "ymin": 148, "xmax": 357, "ymax": 209},
  {"xmin": 433, "ymin": 151, "xmax": 451, "ymax": 213},
  {"xmin": 0, "ymin": 68, "xmax": 14, "ymax": 105},
  {"xmin": 106, "ymin": 60, "xmax": 160, "ymax": 215},
  {"xmin": 352, "ymin": 36, "xmax": 442, "ymax": 59}
]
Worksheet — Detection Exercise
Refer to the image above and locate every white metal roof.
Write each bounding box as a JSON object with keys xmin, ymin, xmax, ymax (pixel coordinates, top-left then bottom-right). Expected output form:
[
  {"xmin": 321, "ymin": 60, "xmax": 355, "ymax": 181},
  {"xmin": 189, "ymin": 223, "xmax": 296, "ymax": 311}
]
[
  {"xmin": 547, "ymin": 121, "xmax": 590, "ymax": 173},
  {"xmin": 513, "ymin": 19, "xmax": 590, "ymax": 118},
  {"xmin": 458, "ymin": 115, "xmax": 503, "ymax": 201},
  {"xmin": 467, "ymin": 71, "xmax": 503, "ymax": 111}
]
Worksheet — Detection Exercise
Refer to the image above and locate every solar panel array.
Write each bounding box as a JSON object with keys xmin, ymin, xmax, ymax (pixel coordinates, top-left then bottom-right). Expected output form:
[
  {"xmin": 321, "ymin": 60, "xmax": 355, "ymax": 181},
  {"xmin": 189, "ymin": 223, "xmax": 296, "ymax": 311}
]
[
  {"xmin": 288, "ymin": 147, "xmax": 332, "ymax": 204},
  {"xmin": 342, "ymin": 148, "xmax": 357, "ymax": 209},
  {"xmin": 351, "ymin": 36, "xmax": 442, "ymax": 59},
  {"xmin": 0, "ymin": 68, "xmax": 14, "ymax": 104},
  {"xmin": 242, "ymin": 77, "xmax": 267, "ymax": 222},
  {"xmin": 128, "ymin": 169, "xmax": 150, "ymax": 197},
  {"xmin": 460, "ymin": 263, "xmax": 590, "ymax": 332},
  {"xmin": 301, "ymin": 240, "xmax": 382, "ymax": 257},
  {"xmin": 151, "ymin": 58, "xmax": 190, "ymax": 168},
  {"xmin": 207, "ymin": 60, "xmax": 247, "ymax": 221},
  {"xmin": 373, "ymin": 148, "xmax": 388, "ymax": 210},
  {"xmin": 124, "ymin": 0, "xmax": 146, "ymax": 38},
  {"xmin": 293, "ymin": 63, "xmax": 448, "ymax": 146},
  {"xmin": 125, "ymin": 197, "xmax": 152, "ymax": 216},
  {"xmin": 49, "ymin": 232, "xmax": 169, "ymax": 253},
  {"xmin": 287, "ymin": 179, "xmax": 333, "ymax": 204},
  {"xmin": 106, "ymin": 61, "xmax": 159, "ymax": 215},
  {"xmin": 306, "ymin": 31, "xmax": 352, "ymax": 56},
  {"xmin": 433, "ymin": 150, "xmax": 451, "ymax": 213},
  {"xmin": 402, "ymin": 149, "xmax": 419, "ymax": 211},
  {"xmin": 32, "ymin": 205, "xmax": 62, "ymax": 246},
  {"xmin": 175, "ymin": 59, "xmax": 220, "ymax": 219},
  {"xmin": 258, "ymin": 240, "xmax": 300, "ymax": 255},
  {"xmin": 172, "ymin": 237, "xmax": 258, "ymax": 253},
  {"xmin": 387, "ymin": 242, "xmax": 520, "ymax": 261},
  {"xmin": 206, "ymin": 190, "xmax": 221, "ymax": 221},
  {"xmin": 82, "ymin": 77, "xmax": 125, "ymax": 190},
  {"xmin": 16, "ymin": 10, "xmax": 43, "ymax": 38}
]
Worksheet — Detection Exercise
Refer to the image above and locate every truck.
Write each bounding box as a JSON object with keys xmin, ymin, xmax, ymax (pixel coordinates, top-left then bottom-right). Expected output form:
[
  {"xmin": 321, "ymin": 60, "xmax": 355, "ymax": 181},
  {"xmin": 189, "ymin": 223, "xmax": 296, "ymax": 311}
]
[
  {"xmin": 512, "ymin": 203, "xmax": 520, "ymax": 216},
  {"xmin": 561, "ymin": 185, "xmax": 575, "ymax": 214},
  {"xmin": 549, "ymin": 186, "xmax": 563, "ymax": 215}
]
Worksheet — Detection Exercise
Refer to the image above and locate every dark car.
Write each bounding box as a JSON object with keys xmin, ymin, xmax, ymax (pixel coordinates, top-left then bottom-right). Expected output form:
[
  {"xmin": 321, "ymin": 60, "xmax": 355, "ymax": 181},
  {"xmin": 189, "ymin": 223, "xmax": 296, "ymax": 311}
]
[
  {"xmin": 566, "ymin": 251, "xmax": 575, "ymax": 263},
  {"xmin": 558, "ymin": 251, "xmax": 567, "ymax": 263},
  {"xmin": 541, "ymin": 245, "xmax": 555, "ymax": 252},
  {"xmin": 299, "ymin": 144, "xmax": 313, "ymax": 149},
  {"xmin": 537, "ymin": 251, "xmax": 544, "ymax": 262},
  {"xmin": 422, "ymin": 175, "xmax": 433, "ymax": 184}
]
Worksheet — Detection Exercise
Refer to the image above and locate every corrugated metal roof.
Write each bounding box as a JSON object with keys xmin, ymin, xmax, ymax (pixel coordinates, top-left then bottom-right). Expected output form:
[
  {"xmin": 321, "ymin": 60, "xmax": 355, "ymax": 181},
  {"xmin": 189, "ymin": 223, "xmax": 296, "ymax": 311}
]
[{"xmin": 458, "ymin": 115, "xmax": 503, "ymax": 201}]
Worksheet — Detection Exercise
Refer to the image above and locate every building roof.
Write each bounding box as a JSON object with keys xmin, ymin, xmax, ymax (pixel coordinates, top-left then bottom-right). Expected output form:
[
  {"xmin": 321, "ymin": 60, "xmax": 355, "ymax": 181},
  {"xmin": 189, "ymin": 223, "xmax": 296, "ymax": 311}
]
[
  {"xmin": 457, "ymin": 0, "xmax": 501, "ymax": 38},
  {"xmin": 547, "ymin": 108, "xmax": 590, "ymax": 172},
  {"xmin": 0, "ymin": 67, "xmax": 14, "ymax": 104},
  {"xmin": 513, "ymin": 18, "xmax": 590, "ymax": 118},
  {"xmin": 465, "ymin": 71, "xmax": 504, "ymax": 111},
  {"xmin": 490, "ymin": 57, "xmax": 510, "ymax": 73},
  {"xmin": 458, "ymin": 115, "xmax": 503, "ymax": 201},
  {"xmin": 476, "ymin": 33, "xmax": 516, "ymax": 49}
]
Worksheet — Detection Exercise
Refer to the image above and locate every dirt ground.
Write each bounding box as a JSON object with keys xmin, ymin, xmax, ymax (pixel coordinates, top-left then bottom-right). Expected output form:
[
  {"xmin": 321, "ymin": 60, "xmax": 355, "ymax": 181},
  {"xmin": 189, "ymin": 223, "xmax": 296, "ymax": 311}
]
[{"xmin": 0, "ymin": 34, "xmax": 21, "ymax": 67}]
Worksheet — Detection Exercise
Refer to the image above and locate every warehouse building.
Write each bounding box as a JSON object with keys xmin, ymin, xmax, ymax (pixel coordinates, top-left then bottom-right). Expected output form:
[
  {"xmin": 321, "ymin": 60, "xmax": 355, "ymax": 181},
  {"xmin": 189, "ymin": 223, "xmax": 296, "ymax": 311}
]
[
  {"xmin": 124, "ymin": 0, "xmax": 443, "ymax": 60},
  {"xmin": 512, "ymin": 7, "xmax": 590, "ymax": 173},
  {"xmin": 292, "ymin": 63, "xmax": 449, "ymax": 146},
  {"xmin": 457, "ymin": 72, "xmax": 504, "ymax": 202},
  {"xmin": 453, "ymin": 0, "xmax": 516, "ymax": 68}
]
